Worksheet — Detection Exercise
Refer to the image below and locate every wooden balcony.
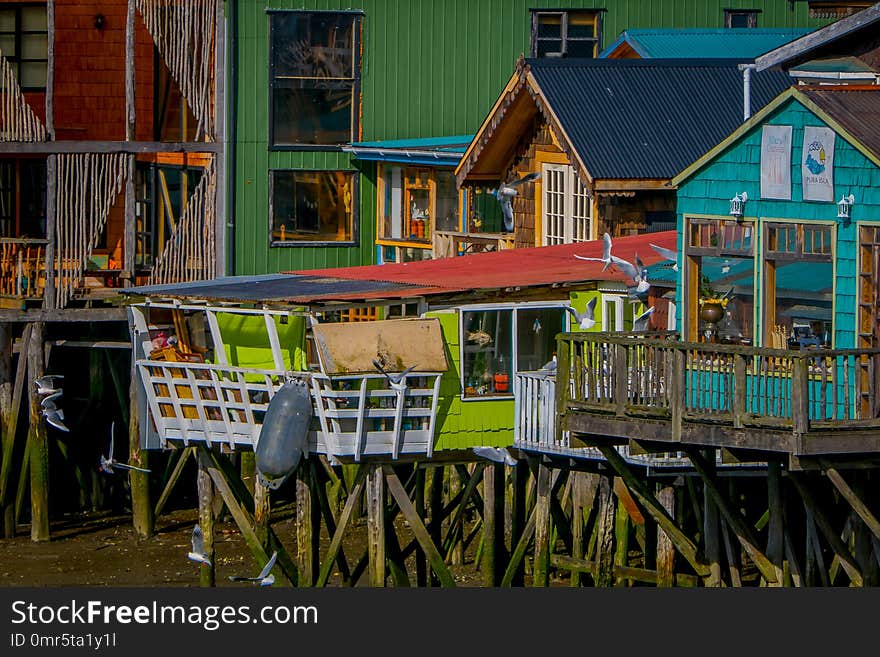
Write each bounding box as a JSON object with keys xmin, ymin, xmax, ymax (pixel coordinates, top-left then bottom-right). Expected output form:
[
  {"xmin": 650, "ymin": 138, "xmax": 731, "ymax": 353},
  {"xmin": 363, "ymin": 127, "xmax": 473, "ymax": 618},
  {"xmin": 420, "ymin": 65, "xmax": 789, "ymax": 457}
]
[
  {"xmin": 555, "ymin": 333, "xmax": 880, "ymax": 461},
  {"xmin": 432, "ymin": 230, "xmax": 514, "ymax": 258}
]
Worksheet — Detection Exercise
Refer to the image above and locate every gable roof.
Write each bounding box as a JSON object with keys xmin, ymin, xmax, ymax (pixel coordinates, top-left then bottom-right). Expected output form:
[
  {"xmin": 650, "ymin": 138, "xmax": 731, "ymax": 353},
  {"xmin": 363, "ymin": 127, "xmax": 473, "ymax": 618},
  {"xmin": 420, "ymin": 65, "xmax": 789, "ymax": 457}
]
[
  {"xmin": 525, "ymin": 58, "xmax": 791, "ymax": 181},
  {"xmin": 755, "ymin": 3, "xmax": 880, "ymax": 71},
  {"xmin": 671, "ymin": 85, "xmax": 880, "ymax": 187},
  {"xmin": 600, "ymin": 28, "xmax": 813, "ymax": 60}
]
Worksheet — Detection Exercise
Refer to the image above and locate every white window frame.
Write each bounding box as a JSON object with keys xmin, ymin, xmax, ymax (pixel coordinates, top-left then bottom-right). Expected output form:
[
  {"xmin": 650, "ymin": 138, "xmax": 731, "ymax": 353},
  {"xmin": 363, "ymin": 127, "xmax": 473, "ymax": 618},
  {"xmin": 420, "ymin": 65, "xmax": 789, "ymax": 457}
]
[
  {"xmin": 541, "ymin": 163, "xmax": 592, "ymax": 246},
  {"xmin": 600, "ymin": 294, "xmax": 625, "ymax": 332}
]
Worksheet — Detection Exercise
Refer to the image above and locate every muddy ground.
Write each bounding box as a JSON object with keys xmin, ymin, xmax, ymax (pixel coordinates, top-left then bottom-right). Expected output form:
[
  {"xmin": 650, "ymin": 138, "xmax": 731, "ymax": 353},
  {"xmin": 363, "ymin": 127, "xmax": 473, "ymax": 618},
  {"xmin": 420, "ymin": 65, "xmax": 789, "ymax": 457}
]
[{"xmin": 0, "ymin": 505, "xmax": 498, "ymax": 587}]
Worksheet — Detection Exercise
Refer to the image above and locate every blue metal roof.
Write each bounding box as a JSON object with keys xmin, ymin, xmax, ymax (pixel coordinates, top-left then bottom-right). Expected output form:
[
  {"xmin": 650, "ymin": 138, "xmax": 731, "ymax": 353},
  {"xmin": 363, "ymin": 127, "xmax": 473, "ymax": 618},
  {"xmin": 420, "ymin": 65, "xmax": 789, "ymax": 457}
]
[
  {"xmin": 527, "ymin": 58, "xmax": 792, "ymax": 180},
  {"xmin": 344, "ymin": 135, "xmax": 473, "ymax": 167},
  {"xmin": 599, "ymin": 28, "xmax": 813, "ymax": 60}
]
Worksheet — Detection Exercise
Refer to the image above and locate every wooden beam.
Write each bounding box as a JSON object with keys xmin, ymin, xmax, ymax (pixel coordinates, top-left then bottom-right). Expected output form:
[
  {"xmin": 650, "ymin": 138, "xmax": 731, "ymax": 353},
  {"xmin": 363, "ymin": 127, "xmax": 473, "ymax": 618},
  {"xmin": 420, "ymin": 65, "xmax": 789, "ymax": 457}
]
[
  {"xmin": 686, "ymin": 448, "xmax": 778, "ymax": 584},
  {"xmin": 701, "ymin": 451, "xmax": 723, "ymax": 587},
  {"xmin": 311, "ymin": 461, "xmax": 351, "ymax": 584},
  {"xmin": 125, "ymin": 0, "xmax": 135, "ymax": 141},
  {"xmin": 197, "ymin": 448, "xmax": 215, "ymax": 587},
  {"xmin": 501, "ymin": 503, "xmax": 538, "ymax": 587},
  {"xmin": 532, "ymin": 460, "xmax": 552, "ymax": 587},
  {"xmin": 767, "ymin": 462, "xmax": 785, "ymax": 586},
  {"xmin": 45, "ymin": 0, "xmax": 54, "ymax": 138},
  {"xmin": 44, "ymin": 155, "xmax": 56, "ymax": 309},
  {"xmin": 366, "ymin": 464, "xmax": 385, "ymax": 587},
  {"xmin": 383, "ymin": 466, "xmax": 456, "ymax": 588},
  {"xmin": 613, "ymin": 493, "xmax": 630, "ymax": 586},
  {"xmin": 153, "ymin": 447, "xmax": 193, "ymax": 518},
  {"xmin": 789, "ymin": 473, "xmax": 863, "ymax": 586},
  {"xmin": 655, "ymin": 484, "xmax": 675, "ymax": 587},
  {"xmin": 0, "ymin": 323, "xmax": 28, "ymax": 537},
  {"xmin": 27, "ymin": 323, "xmax": 49, "ymax": 542},
  {"xmin": 597, "ymin": 445, "xmax": 710, "ymax": 577},
  {"xmin": 822, "ymin": 464, "xmax": 880, "ymax": 541},
  {"xmin": 128, "ymin": 354, "xmax": 153, "ymax": 538},
  {"xmin": 440, "ymin": 462, "xmax": 485, "ymax": 559},
  {"xmin": 296, "ymin": 464, "xmax": 319, "ymax": 586},
  {"xmin": 316, "ymin": 465, "xmax": 367, "ymax": 587},
  {"xmin": 0, "ymin": 141, "xmax": 221, "ymax": 154},
  {"xmin": 481, "ymin": 462, "xmax": 505, "ymax": 586},
  {"xmin": 0, "ymin": 309, "xmax": 127, "ymax": 323}
]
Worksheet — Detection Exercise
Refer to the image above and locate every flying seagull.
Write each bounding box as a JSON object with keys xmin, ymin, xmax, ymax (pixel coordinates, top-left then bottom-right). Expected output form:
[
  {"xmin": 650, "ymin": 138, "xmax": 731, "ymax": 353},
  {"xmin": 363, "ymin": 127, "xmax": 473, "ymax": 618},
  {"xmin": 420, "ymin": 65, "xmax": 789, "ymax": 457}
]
[
  {"xmin": 473, "ymin": 446, "xmax": 517, "ymax": 467},
  {"xmin": 187, "ymin": 524, "xmax": 212, "ymax": 567},
  {"xmin": 574, "ymin": 232, "xmax": 613, "ymax": 271},
  {"xmin": 42, "ymin": 407, "xmax": 69, "ymax": 432},
  {"xmin": 40, "ymin": 391, "xmax": 63, "ymax": 410},
  {"xmin": 34, "ymin": 375, "xmax": 63, "ymax": 396},
  {"xmin": 372, "ymin": 359, "xmax": 418, "ymax": 392},
  {"xmin": 229, "ymin": 551, "xmax": 278, "ymax": 587},
  {"xmin": 650, "ymin": 243, "xmax": 678, "ymax": 272},
  {"xmin": 565, "ymin": 296, "xmax": 598, "ymax": 331},
  {"xmin": 633, "ymin": 307, "xmax": 656, "ymax": 333},
  {"xmin": 492, "ymin": 171, "xmax": 540, "ymax": 232},
  {"xmin": 100, "ymin": 422, "xmax": 151, "ymax": 475}
]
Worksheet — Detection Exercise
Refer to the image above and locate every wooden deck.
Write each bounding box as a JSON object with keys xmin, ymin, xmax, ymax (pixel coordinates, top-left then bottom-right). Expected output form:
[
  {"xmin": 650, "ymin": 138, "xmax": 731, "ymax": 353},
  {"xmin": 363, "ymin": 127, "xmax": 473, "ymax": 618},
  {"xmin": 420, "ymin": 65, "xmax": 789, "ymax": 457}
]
[{"xmin": 555, "ymin": 333, "xmax": 880, "ymax": 462}]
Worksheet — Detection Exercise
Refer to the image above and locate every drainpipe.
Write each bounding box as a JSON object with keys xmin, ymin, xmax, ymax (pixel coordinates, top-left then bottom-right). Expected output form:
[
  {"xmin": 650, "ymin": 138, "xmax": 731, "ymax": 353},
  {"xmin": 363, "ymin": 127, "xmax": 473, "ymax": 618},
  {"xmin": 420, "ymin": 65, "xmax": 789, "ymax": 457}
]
[{"xmin": 739, "ymin": 63, "xmax": 756, "ymax": 121}]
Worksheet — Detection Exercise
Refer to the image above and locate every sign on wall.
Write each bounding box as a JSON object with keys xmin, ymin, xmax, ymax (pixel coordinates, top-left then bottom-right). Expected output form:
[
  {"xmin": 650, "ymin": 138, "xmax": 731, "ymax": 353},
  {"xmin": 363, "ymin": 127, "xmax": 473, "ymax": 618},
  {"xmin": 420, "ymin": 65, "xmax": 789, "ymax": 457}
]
[
  {"xmin": 801, "ymin": 126, "xmax": 836, "ymax": 202},
  {"xmin": 760, "ymin": 125, "xmax": 792, "ymax": 200}
]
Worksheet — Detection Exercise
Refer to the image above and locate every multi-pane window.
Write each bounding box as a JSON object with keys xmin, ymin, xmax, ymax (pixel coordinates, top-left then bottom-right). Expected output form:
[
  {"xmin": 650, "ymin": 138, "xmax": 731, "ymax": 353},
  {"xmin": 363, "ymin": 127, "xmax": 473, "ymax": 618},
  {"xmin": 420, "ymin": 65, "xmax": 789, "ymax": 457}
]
[
  {"xmin": 270, "ymin": 11, "xmax": 362, "ymax": 147},
  {"xmin": 530, "ymin": 10, "xmax": 602, "ymax": 58},
  {"xmin": 379, "ymin": 166, "xmax": 460, "ymax": 246},
  {"xmin": 0, "ymin": 4, "xmax": 47, "ymax": 91},
  {"xmin": 724, "ymin": 9, "xmax": 759, "ymax": 28},
  {"xmin": 541, "ymin": 164, "xmax": 591, "ymax": 245},
  {"xmin": 270, "ymin": 170, "xmax": 357, "ymax": 245}
]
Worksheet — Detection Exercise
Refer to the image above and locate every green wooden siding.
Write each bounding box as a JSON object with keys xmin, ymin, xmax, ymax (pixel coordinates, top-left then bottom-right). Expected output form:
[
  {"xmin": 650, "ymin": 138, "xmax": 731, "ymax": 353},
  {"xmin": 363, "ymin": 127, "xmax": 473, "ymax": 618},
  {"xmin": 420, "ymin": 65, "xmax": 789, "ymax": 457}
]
[
  {"xmin": 676, "ymin": 99, "xmax": 880, "ymax": 349},
  {"xmin": 233, "ymin": 0, "xmax": 826, "ymax": 276}
]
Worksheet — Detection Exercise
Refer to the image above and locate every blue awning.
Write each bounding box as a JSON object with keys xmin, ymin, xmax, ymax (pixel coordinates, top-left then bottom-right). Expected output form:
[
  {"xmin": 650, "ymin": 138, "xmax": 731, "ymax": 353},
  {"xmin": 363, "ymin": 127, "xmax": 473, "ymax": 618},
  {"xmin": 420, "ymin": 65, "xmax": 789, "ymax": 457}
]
[{"xmin": 343, "ymin": 135, "xmax": 473, "ymax": 167}]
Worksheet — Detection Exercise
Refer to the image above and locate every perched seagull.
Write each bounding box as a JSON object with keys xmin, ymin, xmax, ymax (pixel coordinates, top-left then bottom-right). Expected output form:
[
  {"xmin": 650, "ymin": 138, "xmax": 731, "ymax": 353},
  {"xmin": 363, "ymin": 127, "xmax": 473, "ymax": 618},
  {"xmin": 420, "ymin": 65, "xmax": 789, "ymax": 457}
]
[
  {"xmin": 565, "ymin": 296, "xmax": 598, "ymax": 331},
  {"xmin": 473, "ymin": 446, "xmax": 517, "ymax": 467},
  {"xmin": 187, "ymin": 524, "xmax": 212, "ymax": 567},
  {"xmin": 229, "ymin": 551, "xmax": 277, "ymax": 587},
  {"xmin": 574, "ymin": 232, "xmax": 614, "ymax": 271},
  {"xmin": 539, "ymin": 355, "xmax": 557, "ymax": 374},
  {"xmin": 100, "ymin": 422, "xmax": 151, "ymax": 475},
  {"xmin": 372, "ymin": 359, "xmax": 418, "ymax": 392},
  {"xmin": 491, "ymin": 171, "xmax": 541, "ymax": 232},
  {"xmin": 650, "ymin": 243, "xmax": 678, "ymax": 272},
  {"xmin": 42, "ymin": 407, "xmax": 69, "ymax": 432},
  {"xmin": 34, "ymin": 375, "xmax": 64, "ymax": 396},
  {"xmin": 633, "ymin": 307, "xmax": 656, "ymax": 333}
]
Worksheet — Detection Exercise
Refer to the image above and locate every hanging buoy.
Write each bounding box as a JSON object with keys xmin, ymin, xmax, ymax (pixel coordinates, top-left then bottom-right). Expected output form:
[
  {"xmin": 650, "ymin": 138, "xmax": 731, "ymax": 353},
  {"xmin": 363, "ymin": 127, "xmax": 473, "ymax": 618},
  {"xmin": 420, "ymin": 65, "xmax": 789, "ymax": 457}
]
[{"xmin": 255, "ymin": 378, "xmax": 312, "ymax": 490}]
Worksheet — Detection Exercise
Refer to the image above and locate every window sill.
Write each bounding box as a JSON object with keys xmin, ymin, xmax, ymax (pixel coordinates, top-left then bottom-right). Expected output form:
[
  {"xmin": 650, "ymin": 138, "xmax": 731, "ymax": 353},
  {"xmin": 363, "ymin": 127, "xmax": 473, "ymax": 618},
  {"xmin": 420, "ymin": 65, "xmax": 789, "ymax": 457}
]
[
  {"xmin": 461, "ymin": 394, "xmax": 514, "ymax": 402},
  {"xmin": 377, "ymin": 238, "xmax": 432, "ymax": 249}
]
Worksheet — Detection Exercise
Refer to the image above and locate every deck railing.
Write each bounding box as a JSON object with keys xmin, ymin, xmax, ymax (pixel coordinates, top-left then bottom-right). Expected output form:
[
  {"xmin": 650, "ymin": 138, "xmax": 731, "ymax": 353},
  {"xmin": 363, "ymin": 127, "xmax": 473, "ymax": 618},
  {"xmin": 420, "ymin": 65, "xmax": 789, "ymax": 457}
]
[
  {"xmin": 0, "ymin": 238, "xmax": 48, "ymax": 298},
  {"xmin": 556, "ymin": 333, "xmax": 880, "ymax": 435},
  {"xmin": 432, "ymin": 230, "xmax": 515, "ymax": 258}
]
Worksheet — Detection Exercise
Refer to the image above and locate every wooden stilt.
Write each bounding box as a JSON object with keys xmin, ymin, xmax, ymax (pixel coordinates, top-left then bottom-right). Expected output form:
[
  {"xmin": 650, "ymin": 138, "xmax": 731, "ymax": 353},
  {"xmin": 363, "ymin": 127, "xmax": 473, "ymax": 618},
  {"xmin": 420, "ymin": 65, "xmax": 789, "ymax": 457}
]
[
  {"xmin": 316, "ymin": 465, "xmax": 367, "ymax": 587},
  {"xmin": 482, "ymin": 462, "xmax": 505, "ymax": 586},
  {"xmin": 656, "ymin": 484, "xmax": 675, "ymax": 587},
  {"xmin": 766, "ymin": 462, "xmax": 785, "ymax": 586},
  {"xmin": 366, "ymin": 464, "xmax": 386, "ymax": 587},
  {"xmin": 154, "ymin": 446, "xmax": 194, "ymax": 518},
  {"xmin": 27, "ymin": 322, "xmax": 49, "ymax": 542},
  {"xmin": 570, "ymin": 472, "xmax": 585, "ymax": 587},
  {"xmin": 254, "ymin": 476, "xmax": 270, "ymax": 543},
  {"xmin": 0, "ymin": 322, "xmax": 20, "ymax": 537},
  {"xmin": 128, "ymin": 357, "xmax": 153, "ymax": 538},
  {"xmin": 702, "ymin": 451, "xmax": 723, "ymax": 587},
  {"xmin": 415, "ymin": 467, "xmax": 427, "ymax": 586},
  {"xmin": 532, "ymin": 460, "xmax": 552, "ymax": 587},
  {"xmin": 613, "ymin": 490, "xmax": 630, "ymax": 586},
  {"xmin": 593, "ymin": 475, "xmax": 615, "ymax": 587},
  {"xmin": 440, "ymin": 462, "xmax": 485, "ymax": 559},
  {"xmin": 428, "ymin": 464, "xmax": 443, "ymax": 587},
  {"xmin": 196, "ymin": 448, "xmax": 215, "ymax": 587},
  {"xmin": 510, "ymin": 460, "xmax": 528, "ymax": 587},
  {"xmin": 311, "ymin": 461, "xmax": 351, "ymax": 584},
  {"xmin": 239, "ymin": 451, "xmax": 256, "ymax": 497},
  {"xmin": 502, "ymin": 503, "xmax": 537, "ymax": 587},
  {"xmin": 296, "ymin": 462, "xmax": 319, "ymax": 586},
  {"xmin": 449, "ymin": 466, "xmax": 464, "ymax": 566},
  {"xmin": 805, "ymin": 506, "xmax": 829, "ymax": 587},
  {"xmin": 720, "ymin": 519, "xmax": 742, "ymax": 587}
]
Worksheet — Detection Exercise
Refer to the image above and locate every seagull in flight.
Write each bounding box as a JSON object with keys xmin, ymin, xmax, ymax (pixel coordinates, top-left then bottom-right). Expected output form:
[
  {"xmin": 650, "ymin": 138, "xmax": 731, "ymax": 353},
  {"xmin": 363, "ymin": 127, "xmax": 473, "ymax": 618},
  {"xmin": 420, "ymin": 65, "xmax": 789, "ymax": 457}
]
[
  {"xmin": 187, "ymin": 524, "xmax": 212, "ymax": 567},
  {"xmin": 100, "ymin": 422, "xmax": 151, "ymax": 474},
  {"xmin": 565, "ymin": 296, "xmax": 598, "ymax": 331},
  {"xmin": 229, "ymin": 551, "xmax": 278, "ymax": 587},
  {"xmin": 40, "ymin": 391, "xmax": 63, "ymax": 410},
  {"xmin": 372, "ymin": 359, "xmax": 418, "ymax": 392},
  {"xmin": 34, "ymin": 375, "xmax": 63, "ymax": 396},
  {"xmin": 492, "ymin": 171, "xmax": 540, "ymax": 232},
  {"xmin": 633, "ymin": 307, "xmax": 655, "ymax": 333},
  {"xmin": 42, "ymin": 406, "xmax": 69, "ymax": 432},
  {"xmin": 574, "ymin": 232, "xmax": 614, "ymax": 271},
  {"xmin": 650, "ymin": 243, "xmax": 678, "ymax": 272},
  {"xmin": 473, "ymin": 446, "xmax": 517, "ymax": 467}
]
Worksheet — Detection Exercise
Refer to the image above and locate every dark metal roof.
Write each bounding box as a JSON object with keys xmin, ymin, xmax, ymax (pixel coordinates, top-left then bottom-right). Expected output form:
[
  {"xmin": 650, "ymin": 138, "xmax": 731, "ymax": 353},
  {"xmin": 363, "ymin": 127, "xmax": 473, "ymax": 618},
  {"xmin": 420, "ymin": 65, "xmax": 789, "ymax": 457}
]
[
  {"xmin": 526, "ymin": 58, "xmax": 792, "ymax": 180},
  {"xmin": 800, "ymin": 86, "xmax": 880, "ymax": 162},
  {"xmin": 126, "ymin": 274, "xmax": 421, "ymax": 305}
]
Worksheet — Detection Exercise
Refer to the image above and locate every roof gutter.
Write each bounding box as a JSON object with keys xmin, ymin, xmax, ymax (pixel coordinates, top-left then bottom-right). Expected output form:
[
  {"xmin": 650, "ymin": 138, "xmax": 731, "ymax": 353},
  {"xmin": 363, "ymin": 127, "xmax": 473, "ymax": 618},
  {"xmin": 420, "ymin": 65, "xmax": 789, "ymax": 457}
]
[{"xmin": 342, "ymin": 146, "xmax": 464, "ymax": 163}]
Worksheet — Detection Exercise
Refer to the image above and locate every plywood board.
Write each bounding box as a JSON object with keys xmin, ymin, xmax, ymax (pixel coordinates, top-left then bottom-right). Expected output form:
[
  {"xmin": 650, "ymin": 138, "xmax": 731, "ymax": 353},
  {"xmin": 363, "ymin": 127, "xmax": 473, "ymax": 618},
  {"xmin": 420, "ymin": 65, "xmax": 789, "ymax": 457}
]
[{"xmin": 312, "ymin": 318, "xmax": 449, "ymax": 374}]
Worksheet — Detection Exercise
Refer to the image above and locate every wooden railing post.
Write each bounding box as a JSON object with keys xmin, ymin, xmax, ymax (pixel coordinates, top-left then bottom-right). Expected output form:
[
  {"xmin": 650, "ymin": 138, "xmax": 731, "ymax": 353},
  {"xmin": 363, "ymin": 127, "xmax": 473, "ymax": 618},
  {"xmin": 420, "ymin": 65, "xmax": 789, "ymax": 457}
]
[
  {"xmin": 555, "ymin": 337, "xmax": 571, "ymax": 446},
  {"xmin": 670, "ymin": 348, "xmax": 685, "ymax": 442},
  {"xmin": 614, "ymin": 342, "xmax": 628, "ymax": 417},
  {"xmin": 733, "ymin": 353, "xmax": 747, "ymax": 429},
  {"xmin": 792, "ymin": 356, "xmax": 810, "ymax": 443}
]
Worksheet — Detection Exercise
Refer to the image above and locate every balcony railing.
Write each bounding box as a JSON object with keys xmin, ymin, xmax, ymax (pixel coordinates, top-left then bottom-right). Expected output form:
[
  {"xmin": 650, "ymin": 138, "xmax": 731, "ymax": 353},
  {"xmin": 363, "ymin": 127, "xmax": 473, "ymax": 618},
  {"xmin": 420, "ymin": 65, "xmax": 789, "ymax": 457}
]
[{"xmin": 432, "ymin": 230, "xmax": 515, "ymax": 258}]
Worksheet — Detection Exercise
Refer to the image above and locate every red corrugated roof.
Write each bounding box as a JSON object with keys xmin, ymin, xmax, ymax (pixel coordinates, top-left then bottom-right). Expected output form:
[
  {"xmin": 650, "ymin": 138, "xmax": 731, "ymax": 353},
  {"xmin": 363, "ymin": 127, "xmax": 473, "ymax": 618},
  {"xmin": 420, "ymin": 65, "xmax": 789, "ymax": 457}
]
[{"xmin": 293, "ymin": 231, "xmax": 676, "ymax": 298}]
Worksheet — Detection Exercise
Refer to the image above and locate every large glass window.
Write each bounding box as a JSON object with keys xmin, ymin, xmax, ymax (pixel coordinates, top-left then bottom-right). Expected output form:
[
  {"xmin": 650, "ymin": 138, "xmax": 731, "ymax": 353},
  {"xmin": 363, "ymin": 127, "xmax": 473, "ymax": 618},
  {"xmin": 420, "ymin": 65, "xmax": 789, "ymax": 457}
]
[
  {"xmin": 271, "ymin": 170, "xmax": 357, "ymax": 245},
  {"xmin": 530, "ymin": 10, "xmax": 602, "ymax": 58},
  {"xmin": 379, "ymin": 166, "xmax": 460, "ymax": 247},
  {"xmin": 461, "ymin": 306, "xmax": 566, "ymax": 399},
  {"xmin": 0, "ymin": 5, "xmax": 47, "ymax": 91},
  {"xmin": 270, "ymin": 11, "xmax": 362, "ymax": 147}
]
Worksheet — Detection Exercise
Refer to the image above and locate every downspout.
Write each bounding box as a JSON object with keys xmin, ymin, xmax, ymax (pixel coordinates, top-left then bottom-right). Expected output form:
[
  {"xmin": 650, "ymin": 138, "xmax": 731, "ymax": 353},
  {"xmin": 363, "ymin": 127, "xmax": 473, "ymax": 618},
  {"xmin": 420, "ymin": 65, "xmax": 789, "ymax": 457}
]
[
  {"xmin": 739, "ymin": 63, "xmax": 756, "ymax": 121},
  {"xmin": 226, "ymin": 0, "xmax": 238, "ymax": 275}
]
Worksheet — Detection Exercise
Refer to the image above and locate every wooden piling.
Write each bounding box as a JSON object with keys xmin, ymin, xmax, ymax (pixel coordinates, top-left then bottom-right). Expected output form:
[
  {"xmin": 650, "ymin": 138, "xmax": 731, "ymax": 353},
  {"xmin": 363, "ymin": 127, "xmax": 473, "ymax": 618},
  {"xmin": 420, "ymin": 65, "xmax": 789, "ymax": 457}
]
[
  {"xmin": 196, "ymin": 448, "xmax": 215, "ymax": 587},
  {"xmin": 482, "ymin": 462, "xmax": 505, "ymax": 586},
  {"xmin": 415, "ymin": 467, "xmax": 428, "ymax": 586},
  {"xmin": 366, "ymin": 464, "xmax": 386, "ymax": 587},
  {"xmin": 613, "ymin": 488, "xmax": 630, "ymax": 586},
  {"xmin": 767, "ymin": 462, "xmax": 785, "ymax": 586},
  {"xmin": 128, "ymin": 360, "xmax": 153, "ymax": 538},
  {"xmin": 656, "ymin": 484, "xmax": 675, "ymax": 587},
  {"xmin": 593, "ymin": 475, "xmax": 615, "ymax": 587},
  {"xmin": 510, "ymin": 460, "xmax": 528, "ymax": 587},
  {"xmin": 532, "ymin": 460, "xmax": 552, "ymax": 587},
  {"xmin": 296, "ymin": 462, "xmax": 319, "ymax": 586},
  {"xmin": 428, "ymin": 464, "xmax": 444, "ymax": 587},
  {"xmin": 702, "ymin": 452, "xmax": 723, "ymax": 587},
  {"xmin": 570, "ymin": 472, "xmax": 586, "ymax": 587},
  {"xmin": 0, "ymin": 323, "xmax": 15, "ymax": 537},
  {"xmin": 27, "ymin": 322, "xmax": 49, "ymax": 542}
]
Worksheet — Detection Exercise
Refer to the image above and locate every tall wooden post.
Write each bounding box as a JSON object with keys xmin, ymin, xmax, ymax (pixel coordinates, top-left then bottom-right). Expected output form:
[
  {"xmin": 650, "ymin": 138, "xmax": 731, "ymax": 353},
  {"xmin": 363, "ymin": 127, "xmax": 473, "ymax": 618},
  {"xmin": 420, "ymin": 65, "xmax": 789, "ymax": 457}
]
[
  {"xmin": 366, "ymin": 464, "xmax": 386, "ymax": 587},
  {"xmin": 128, "ymin": 358, "xmax": 153, "ymax": 538},
  {"xmin": 240, "ymin": 452, "xmax": 256, "ymax": 496},
  {"xmin": 27, "ymin": 323, "xmax": 49, "ymax": 542},
  {"xmin": 613, "ymin": 491, "xmax": 630, "ymax": 586},
  {"xmin": 532, "ymin": 460, "xmax": 552, "ymax": 587},
  {"xmin": 594, "ymin": 475, "xmax": 615, "ymax": 587},
  {"xmin": 702, "ymin": 451, "xmax": 723, "ymax": 587},
  {"xmin": 254, "ymin": 478, "xmax": 270, "ymax": 544},
  {"xmin": 482, "ymin": 462, "xmax": 505, "ymax": 586},
  {"xmin": 196, "ymin": 448, "xmax": 215, "ymax": 587},
  {"xmin": 428, "ymin": 464, "xmax": 444, "ymax": 587},
  {"xmin": 448, "ymin": 466, "xmax": 464, "ymax": 566},
  {"xmin": 569, "ymin": 472, "xmax": 586, "ymax": 587},
  {"xmin": 0, "ymin": 324, "xmax": 14, "ymax": 537},
  {"xmin": 296, "ymin": 463, "xmax": 318, "ymax": 586},
  {"xmin": 767, "ymin": 462, "xmax": 785, "ymax": 586},
  {"xmin": 414, "ymin": 467, "xmax": 427, "ymax": 586},
  {"xmin": 656, "ymin": 484, "xmax": 675, "ymax": 587},
  {"xmin": 510, "ymin": 460, "xmax": 529, "ymax": 587}
]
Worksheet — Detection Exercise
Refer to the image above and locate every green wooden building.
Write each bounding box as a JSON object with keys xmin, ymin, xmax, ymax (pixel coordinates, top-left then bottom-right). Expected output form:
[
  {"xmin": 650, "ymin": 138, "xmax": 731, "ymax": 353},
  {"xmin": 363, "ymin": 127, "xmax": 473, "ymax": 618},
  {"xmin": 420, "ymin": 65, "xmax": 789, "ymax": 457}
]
[{"xmin": 229, "ymin": 0, "xmax": 832, "ymax": 277}]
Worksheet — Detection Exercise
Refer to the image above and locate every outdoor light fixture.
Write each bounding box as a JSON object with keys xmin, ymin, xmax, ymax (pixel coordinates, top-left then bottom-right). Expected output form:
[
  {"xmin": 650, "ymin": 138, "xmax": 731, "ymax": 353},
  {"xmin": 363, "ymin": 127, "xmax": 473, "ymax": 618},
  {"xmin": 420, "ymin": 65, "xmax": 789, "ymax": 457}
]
[
  {"xmin": 729, "ymin": 192, "xmax": 748, "ymax": 220},
  {"xmin": 94, "ymin": 14, "xmax": 105, "ymax": 30},
  {"xmin": 837, "ymin": 193, "xmax": 855, "ymax": 220}
]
